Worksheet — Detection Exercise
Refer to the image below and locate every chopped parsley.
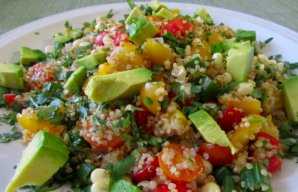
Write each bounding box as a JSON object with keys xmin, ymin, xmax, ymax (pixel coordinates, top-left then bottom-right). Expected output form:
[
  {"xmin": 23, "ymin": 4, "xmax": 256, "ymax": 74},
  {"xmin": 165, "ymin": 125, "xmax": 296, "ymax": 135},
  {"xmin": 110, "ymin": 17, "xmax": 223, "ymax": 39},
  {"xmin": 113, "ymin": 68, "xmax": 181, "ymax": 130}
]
[{"xmin": 0, "ymin": 127, "xmax": 22, "ymax": 143}]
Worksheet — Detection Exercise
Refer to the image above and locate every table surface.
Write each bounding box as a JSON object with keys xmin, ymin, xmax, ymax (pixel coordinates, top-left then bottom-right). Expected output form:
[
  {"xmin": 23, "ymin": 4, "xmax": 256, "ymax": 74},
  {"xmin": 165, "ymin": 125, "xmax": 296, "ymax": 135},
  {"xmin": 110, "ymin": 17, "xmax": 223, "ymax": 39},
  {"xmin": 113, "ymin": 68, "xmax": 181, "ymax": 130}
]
[{"xmin": 1, "ymin": 0, "xmax": 298, "ymax": 35}]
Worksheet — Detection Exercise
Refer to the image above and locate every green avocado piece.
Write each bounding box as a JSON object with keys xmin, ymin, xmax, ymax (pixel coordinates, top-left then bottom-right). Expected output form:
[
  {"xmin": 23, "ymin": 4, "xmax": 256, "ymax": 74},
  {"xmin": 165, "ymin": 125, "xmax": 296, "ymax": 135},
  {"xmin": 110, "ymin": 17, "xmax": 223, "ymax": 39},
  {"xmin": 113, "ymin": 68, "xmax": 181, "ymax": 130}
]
[
  {"xmin": 64, "ymin": 66, "xmax": 87, "ymax": 95},
  {"xmin": 189, "ymin": 109, "xmax": 237, "ymax": 154},
  {"xmin": 75, "ymin": 51, "xmax": 107, "ymax": 70},
  {"xmin": 283, "ymin": 76, "xmax": 298, "ymax": 122},
  {"xmin": 150, "ymin": 0, "xmax": 166, "ymax": 12},
  {"xmin": 127, "ymin": 17, "xmax": 159, "ymax": 45},
  {"xmin": 20, "ymin": 47, "xmax": 46, "ymax": 66},
  {"xmin": 226, "ymin": 41, "xmax": 254, "ymax": 82},
  {"xmin": 5, "ymin": 131, "xmax": 69, "ymax": 192},
  {"xmin": 125, "ymin": 7, "xmax": 145, "ymax": 25},
  {"xmin": 85, "ymin": 67, "xmax": 152, "ymax": 103},
  {"xmin": 154, "ymin": 7, "xmax": 176, "ymax": 20},
  {"xmin": 0, "ymin": 64, "xmax": 24, "ymax": 89},
  {"xmin": 54, "ymin": 29, "xmax": 83, "ymax": 44},
  {"xmin": 110, "ymin": 179, "xmax": 142, "ymax": 192},
  {"xmin": 193, "ymin": 8, "xmax": 214, "ymax": 24}
]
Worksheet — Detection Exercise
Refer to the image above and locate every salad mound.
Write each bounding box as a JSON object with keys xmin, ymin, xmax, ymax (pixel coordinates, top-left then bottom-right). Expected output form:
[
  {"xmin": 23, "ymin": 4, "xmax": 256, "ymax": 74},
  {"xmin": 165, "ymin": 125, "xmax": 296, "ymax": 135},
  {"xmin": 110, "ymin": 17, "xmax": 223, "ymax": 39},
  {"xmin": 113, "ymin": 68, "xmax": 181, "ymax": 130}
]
[{"xmin": 1, "ymin": 0, "xmax": 298, "ymax": 191}]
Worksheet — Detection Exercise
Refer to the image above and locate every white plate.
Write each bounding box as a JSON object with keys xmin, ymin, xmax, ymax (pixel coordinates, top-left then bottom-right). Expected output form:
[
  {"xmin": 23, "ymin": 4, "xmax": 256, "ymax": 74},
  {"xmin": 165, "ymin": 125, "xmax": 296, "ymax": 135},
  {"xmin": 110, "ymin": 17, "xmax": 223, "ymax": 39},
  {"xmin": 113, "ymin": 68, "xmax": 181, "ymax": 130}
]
[{"xmin": 0, "ymin": 2, "xmax": 298, "ymax": 191}]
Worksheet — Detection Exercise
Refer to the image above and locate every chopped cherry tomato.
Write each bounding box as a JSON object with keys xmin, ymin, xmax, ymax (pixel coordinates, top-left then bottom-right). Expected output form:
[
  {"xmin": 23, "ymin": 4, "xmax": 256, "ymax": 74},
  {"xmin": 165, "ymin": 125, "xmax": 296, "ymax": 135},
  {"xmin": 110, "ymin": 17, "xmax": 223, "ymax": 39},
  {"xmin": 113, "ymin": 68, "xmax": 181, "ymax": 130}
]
[
  {"xmin": 112, "ymin": 26, "xmax": 129, "ymax": 46},
  {"xmin": 26, "ymin": 63, "xmax": 54, "ymax": 90},
  {"xmin": 158, "ymin": 144, "xmax": 204, "ymax": 183},
  {"xmin": 219, "ymin": 106, "xmax": 244, "ymax": 132},
  {"xmin": 267, "ymin": 155, "xmax": 282, "ymax": 173},
  {"xmin": 155, "ymin": 183, "xmax": 192, "ymax": 192},
  {"xmin": 198, "ymin": 143, "xmax": 234, "ymax": 167},
  {"xmin": 4, "ymin": 93, "xmax": 16, "ymax": 104},
  {"xmin": 131, "ymin": 156, "xmax": 159, "ymax": 183},
  {"xmin": 256, "ymin": 132, "xmax": 282, "ymax": 149},
  {"xmin": 82, "ymin": 117, "xmax": 125, "ymax": 149},
  {"xmin": 94, "ymin": 31, "xmax": 108, "ymax": 46},
  {"xmin": 135, "ymin": 104, "xmax": 154, "ymax": 133},
  {"xmin": 161, "ymin": 18, "xmax": 194, "ymax": 39}
]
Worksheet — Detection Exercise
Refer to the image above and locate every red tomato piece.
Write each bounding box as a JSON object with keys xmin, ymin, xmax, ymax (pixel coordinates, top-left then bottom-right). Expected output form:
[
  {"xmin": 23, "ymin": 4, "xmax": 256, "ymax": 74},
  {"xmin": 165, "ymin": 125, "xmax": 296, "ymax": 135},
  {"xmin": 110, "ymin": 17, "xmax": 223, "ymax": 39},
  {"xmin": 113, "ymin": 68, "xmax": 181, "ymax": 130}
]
[
  {"xmin": 256, "ymin": 132, "xmax": 282, "ymax": 149},
  {"xmin": 267, "ymin": 155, "xmax": 282, "ymax": 173},
  {"xmin": 161, "ymin": 18, "xmax": 194, "ymax": 38},
  {"xmin": 95, "ymin": 31, "xmax": 109, "ymax": 46},
  {"xmin": 112, "ymin": 26, "xmax": 129, "ymax": 46},
  {"xmin": 131, "ymin": 156, "xmax": 159, "ymax": 183},
  {"xmin": 219, "ymin": 106, "xmax": 244, "ymax": 132},
  {"xmin": 155, "ymin": 183, "xmax": 192, "ymax": 192},
  {"xmin": 4, "ymin": 93, "xmax": 16, "ymax": 104},
  {"xmin": 135, "ymin": 104, "xmax": 153, "ymax": 133},
  {"xmin": 198, "ymin": 143, "xmax": 234, "ymax": 167}
]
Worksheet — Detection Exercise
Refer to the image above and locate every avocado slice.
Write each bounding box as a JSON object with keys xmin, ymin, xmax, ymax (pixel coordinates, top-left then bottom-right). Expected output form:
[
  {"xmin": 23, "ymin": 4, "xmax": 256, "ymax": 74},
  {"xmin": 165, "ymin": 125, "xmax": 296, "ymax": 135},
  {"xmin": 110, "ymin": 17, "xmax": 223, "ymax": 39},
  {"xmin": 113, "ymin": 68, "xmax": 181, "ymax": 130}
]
[
  {"xmin": 149, "ymin": 0, "xmax": 166, "ymax": 12},
  {"xmin": 154, "ymin": 7, "xmax": 176, "ymax": 20},
  {"xmin": 127, "ymin": 17, "xmax": 159, "ymax": 45},
  {"xmin": 85, "ymin": 67, "xmax": 152, "ymax": 103},
  {"xmin": 283, "ymin": 76, "xmax": 298, "ymax": 122},
  {"xmin": 64, "ymin": 66, "xmax": 87, "ymax": 95},
  {"xmin": 75, "ymin": 51, "xmax": 107, "ymax": 70},
  {"xmin": 125, "ymin": 7, "xmax": 145, "ymax": 25},
  {"xmin": 226, "ymin": 41, "xmax": 254, "ymax": 82},
  {"xmin": 54, "ymin": 29, "xmax": 83, "ymax": 44},
  {"xmin": 5, "ymin": 131, "xmax": 69, "ymax": 192},
  {"xmin": 0, "ymin": 64, "xmax": 24, "ymax": 89},
  {"xmin": 20, "ymin": 47, "xmax": 46, "ymax": 66},
  {"xmin": 189, "ymin": 109, "xmax": 237, "ymax": 154},
  {"xmin": 193, "ymin": 8, "xmax": 214, "ymax": 24}
]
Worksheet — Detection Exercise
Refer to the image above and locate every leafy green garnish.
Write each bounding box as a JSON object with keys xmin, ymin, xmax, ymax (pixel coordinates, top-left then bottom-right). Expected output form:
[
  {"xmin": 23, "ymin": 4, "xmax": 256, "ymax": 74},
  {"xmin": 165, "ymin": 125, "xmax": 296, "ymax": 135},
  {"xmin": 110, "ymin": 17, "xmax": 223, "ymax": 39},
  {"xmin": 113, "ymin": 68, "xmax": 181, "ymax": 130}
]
[
  {"xmin": 236, "ymin": 29, "xmax": 256, "ymax": 42},
  {"xmin": 110, "ymin": 179, "xmax": 141, "ymax": 192},
  {"xmin": 0, "ymin": 127, "xmax": 22, "ymax": 143},
  {"xmin": 105, "ymin": 9, "xmax": 114, "ymax": 19},
  {"xmin": 107, "ymin": 155, "xmax": 136, "ymax": 183},
  {"xmin": 279, "ymin": 121, "xmax": 298, "ymax": 158},
  {"xmin": 77, "ymin": 162, "xmax": 96, "ymax": 185},
  {"xmin": 0, "ymin": 112, "xmax": 17, "ymax": 125},
  {"xmin": 163, "ymin": 32, "xmax": 192, "ymax": 57},
  {"xmin": 143, "ymin": 97, "xmax": 153, "ymax": 106}
]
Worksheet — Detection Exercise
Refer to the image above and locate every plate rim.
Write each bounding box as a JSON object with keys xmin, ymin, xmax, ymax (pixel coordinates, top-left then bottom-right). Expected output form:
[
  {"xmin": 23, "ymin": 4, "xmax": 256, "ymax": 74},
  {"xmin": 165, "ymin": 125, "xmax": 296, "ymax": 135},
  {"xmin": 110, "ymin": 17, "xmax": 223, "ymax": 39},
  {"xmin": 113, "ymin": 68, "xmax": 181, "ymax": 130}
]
[{"xmin": 1, "ymin": 2, "xmax": 298, "ymax": 47}]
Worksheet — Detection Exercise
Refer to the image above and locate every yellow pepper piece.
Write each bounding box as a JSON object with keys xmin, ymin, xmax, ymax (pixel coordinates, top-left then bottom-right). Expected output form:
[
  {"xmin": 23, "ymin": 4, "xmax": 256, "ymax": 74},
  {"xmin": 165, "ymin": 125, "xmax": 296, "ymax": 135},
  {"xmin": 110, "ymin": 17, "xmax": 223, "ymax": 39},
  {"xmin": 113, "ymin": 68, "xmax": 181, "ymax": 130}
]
[
  {"xmin": 140, "ymin": 82, "xmax": 167, "ymax": 114},
  {"xmin": 143, "ymin": 38, "xmax": 174, "ymax": 67},
  {"xmin": 231, "ymin": 114, "xmax": 263, "ymax": 150},
  {"xmin": 207, "ymin": 32, "xmax": 223, "ymax": 45},
  {"xmin": 218, "ymin": 96, "xmax": 262, "ymax": 115},
  {"xmin": 97, "ymin": 62, "xmax": 114, "ymax": 75},
  {"xmin": 191, "ymin": 40, "xmax": 211, "ymax": 60}
]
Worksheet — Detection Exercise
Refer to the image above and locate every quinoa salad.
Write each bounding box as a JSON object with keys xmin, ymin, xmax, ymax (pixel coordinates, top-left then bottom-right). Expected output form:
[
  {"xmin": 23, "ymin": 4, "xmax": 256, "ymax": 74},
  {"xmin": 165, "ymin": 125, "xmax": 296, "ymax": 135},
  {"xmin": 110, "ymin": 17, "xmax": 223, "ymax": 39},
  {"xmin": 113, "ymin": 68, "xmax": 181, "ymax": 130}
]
[{"xmin": 1, "ymin": 1, "xmax": 298, "ymax": 192}]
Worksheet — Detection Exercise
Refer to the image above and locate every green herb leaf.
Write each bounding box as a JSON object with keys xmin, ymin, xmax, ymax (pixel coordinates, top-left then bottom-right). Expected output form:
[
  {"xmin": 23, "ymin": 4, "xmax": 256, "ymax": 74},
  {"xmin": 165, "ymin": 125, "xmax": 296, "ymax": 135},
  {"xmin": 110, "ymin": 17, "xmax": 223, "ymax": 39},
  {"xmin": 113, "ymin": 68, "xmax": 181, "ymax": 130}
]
[
  {"xmin": 107, "ymin": 155, "xmax": 136, "ymax": 182},
  {"xmin": 143, "ymin": 97, "xmax": 153, "ymax": 106},
  {"xmin": 77, "ymin": 162, "xmax": 96, "ymax": 185},
  {"xmin": 105, "ymin": 9, "xmax": 114, "ymax": 19},
  {"xmin": 236, "ymin": 29, "xmax": 256, "ymax": 42},
  {"xmin": 0, "ymin": 112, "xmax": 17, "ymax": 125},
  {"xmin": 0, "ymin": 127, "xmax": 22, "ymax": 143}
]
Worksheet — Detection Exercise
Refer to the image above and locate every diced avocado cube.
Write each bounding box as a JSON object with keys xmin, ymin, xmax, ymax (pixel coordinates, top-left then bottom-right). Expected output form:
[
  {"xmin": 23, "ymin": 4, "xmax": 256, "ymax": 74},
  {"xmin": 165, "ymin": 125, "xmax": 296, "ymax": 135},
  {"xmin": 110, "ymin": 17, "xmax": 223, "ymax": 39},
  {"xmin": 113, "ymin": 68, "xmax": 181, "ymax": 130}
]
[
  {"xmin": 193, "ymin": 8, "xmax": 214, "ymax": 24},
  {"xmin": 283, "ymin": 76, "xmax": 298, "ymax": 122},
  {"xmin": 5, "ymin": 131, "xmax": 69, "ymax": 192},
  {"xmin": 125, "ymin": 7, "xmax": 145, "ymax": 25},
  {"xmin": 84, "ymin": 67, "xmax": 152, "ymax": 103},
  {"xmin": 64, "ymin": 66, "xmax": 87, "ymax": 95},
  {"xmin": 226, "ymin": 41, "xmax": 254, "ymax": 82},
  {"xmin": 189, "ymin": 109, "xmax": 237, "ymax": 154},
  {"xmin": 154, "ymin": 7, "xmax": 176, "ymax": 20},
  {"xmin": 127, "ymin": 17, "xmax": 159, "ymax": 45},
  {"xmin": 20, "ymin": 47, "xmax": 46, "ymax": 66},
  {"xmin": 75, "ymin": 51, "xmax": 107, "ymax": 70},
  {"xmin": 0, "ymin": 64, "xmax": 24, "ymax": 90},
  {"xmin": 150, "ymin": 0, "xmax": 166, "ymax": 12},
  {"xmin": 54, "ymin": 29, "xmax": 83, "ymax": 44},
  {"xmin": 54, "ymin": 32, "xmax": 72, "ymax": 44}
]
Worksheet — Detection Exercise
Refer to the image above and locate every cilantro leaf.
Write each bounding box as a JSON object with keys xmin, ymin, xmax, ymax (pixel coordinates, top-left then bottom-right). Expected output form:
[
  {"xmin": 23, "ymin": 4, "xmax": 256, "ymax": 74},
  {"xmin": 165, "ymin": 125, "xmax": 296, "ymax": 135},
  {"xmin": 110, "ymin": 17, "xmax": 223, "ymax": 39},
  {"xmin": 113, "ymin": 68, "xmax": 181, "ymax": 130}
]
[
  {"xmin": 0, "ymin": 112, "xmax": 17, "ymax": 125},
  {"xmin": 105, "ymin": 9, "xmax": 114, "ymax": 19},
  {"xmin": 0, "ymin": 127, "xmax": 22, "ymax": 143},
  {"xmin": 107, "ymin": 155, "xmax": 136, "ymax": 182}
]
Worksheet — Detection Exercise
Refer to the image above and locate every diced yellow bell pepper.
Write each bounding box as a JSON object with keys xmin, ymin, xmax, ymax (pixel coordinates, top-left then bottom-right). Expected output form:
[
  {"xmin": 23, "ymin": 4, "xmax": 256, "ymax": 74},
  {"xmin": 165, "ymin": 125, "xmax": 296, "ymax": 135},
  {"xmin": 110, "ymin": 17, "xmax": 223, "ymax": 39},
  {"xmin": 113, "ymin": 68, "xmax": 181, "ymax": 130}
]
[
  {"xmin": 107, "ymin": 42, "xmax": 149, "ymax": 72},
  {"xmin": 230, "ymin": 114, "xmax": 279, "ymax": 151},
  {"xmin": 207, "ymin": 32, "xmax": 223, "ymax": 46},
  {"xmin": 191, "ymin": 40, "xmax": 211, "ymax": 60},
  {"xmin": 140, "ymin": 82, "xmax": 167, "ymax": 114},
  {"xmin": 143, "ymin": 38, "xmax": 174, "ymax": 67},
  {"xmin": 17, "ymin": 105, "xmax": 66, "ymax": 136},
  {"xmin": 172, "ymin": 9, "xmax": 180, "ymax": 15},
  {"xmin": 97, "ymin": 62, "xmax": 114, "ymax": 75},
  {"xmin": 231, "ymin": 114, "xmax": 263, "ymax": 150},
  {"xmin": 218, "ymin": 96, "xmax": 262, "ymax": 115}
]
